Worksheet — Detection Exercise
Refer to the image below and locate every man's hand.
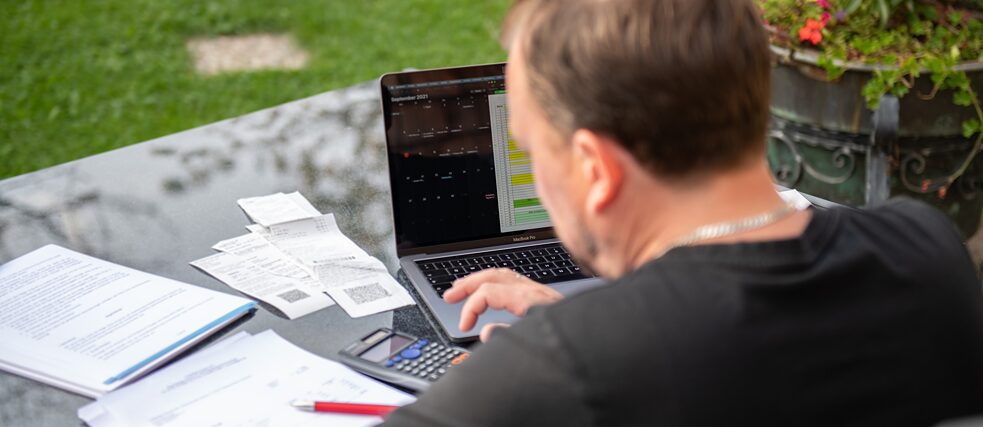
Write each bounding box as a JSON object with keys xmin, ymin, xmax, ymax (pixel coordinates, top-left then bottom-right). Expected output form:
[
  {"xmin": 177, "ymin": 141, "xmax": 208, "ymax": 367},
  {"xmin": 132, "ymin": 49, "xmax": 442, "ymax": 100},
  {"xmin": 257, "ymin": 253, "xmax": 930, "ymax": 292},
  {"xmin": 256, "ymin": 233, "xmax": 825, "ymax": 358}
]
[{"xmin": 443, "ymin": 268, "xmax": 562, "ymax": 339}]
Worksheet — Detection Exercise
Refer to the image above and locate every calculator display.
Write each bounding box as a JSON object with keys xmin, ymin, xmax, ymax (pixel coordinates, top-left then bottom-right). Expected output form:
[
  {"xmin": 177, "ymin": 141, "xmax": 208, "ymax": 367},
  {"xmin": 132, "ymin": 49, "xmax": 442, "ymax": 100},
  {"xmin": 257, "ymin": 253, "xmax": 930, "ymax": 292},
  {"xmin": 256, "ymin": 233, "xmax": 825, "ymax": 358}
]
[{"xmin": 358, "ymin": 335, "xmax": 413, "ymax": 363}]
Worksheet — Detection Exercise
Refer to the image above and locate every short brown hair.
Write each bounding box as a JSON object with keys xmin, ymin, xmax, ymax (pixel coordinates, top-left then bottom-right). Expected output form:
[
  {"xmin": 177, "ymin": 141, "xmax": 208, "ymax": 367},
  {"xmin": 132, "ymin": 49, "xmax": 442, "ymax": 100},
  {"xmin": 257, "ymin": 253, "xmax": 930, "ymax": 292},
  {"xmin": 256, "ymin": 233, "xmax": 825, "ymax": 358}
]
[{"xmin": 502, "ymin": 0, "xmax": 771, "ymax": 179}]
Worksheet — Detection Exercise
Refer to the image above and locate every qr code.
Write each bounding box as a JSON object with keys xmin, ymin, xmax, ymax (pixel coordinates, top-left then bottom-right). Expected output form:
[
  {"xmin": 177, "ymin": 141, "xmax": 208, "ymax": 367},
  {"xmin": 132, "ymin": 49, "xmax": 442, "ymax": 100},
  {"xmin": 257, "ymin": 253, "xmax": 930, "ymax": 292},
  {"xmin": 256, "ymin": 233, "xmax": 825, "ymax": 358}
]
[
  {"xmin": 343, "ymin": 283, "xmax": 391, "ymax": 304},
  {"xmin": 277, "ymin": 289, "xmax": 311, "ymax": 303}
]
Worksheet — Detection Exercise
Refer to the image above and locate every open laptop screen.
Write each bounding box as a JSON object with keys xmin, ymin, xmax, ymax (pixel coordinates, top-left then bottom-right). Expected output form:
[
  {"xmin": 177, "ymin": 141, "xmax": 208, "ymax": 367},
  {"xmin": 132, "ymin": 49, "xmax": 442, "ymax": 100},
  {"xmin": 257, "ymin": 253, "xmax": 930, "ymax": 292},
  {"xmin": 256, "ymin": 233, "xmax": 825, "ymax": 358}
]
[{"xmin": 382, "ymin": 63, "xmax": 555, "ymax": 255}]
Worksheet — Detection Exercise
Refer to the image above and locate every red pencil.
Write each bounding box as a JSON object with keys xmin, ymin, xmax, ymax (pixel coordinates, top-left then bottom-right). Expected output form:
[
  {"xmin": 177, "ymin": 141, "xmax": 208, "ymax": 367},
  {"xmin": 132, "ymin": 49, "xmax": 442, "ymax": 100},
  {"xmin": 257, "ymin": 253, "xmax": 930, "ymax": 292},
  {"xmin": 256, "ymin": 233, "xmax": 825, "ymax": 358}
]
[{"xmin": 291, "ymin": 399, "xmax": 399, "ymax": 417}]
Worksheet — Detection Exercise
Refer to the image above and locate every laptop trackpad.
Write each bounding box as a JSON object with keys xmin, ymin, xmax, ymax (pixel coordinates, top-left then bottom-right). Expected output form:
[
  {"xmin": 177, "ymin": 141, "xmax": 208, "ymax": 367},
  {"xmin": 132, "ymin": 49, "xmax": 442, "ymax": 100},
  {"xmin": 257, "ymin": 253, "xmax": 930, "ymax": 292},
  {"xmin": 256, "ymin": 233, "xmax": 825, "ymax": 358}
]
[{"xmin": 441, "ymin": 277, "xmax": 603, "ymax": 341}]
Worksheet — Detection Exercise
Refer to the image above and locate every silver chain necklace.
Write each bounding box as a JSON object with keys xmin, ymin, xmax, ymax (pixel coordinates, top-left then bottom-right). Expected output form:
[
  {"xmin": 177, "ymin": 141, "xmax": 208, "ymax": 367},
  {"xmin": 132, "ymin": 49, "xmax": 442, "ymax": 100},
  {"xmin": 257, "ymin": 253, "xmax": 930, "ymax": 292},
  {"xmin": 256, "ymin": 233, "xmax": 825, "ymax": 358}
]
[{"xmin": 661, "ymin": 201, "xmax": 799, "ymax": 255}]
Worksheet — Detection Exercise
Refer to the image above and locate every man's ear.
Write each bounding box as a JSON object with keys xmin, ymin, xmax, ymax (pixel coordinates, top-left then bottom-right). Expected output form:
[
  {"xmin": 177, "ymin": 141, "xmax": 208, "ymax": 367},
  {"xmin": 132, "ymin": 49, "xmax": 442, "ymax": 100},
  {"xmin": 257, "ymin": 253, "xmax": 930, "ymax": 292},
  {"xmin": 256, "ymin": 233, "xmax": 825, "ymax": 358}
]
[{"xmin": 571, "ymin": 129, "xmax": 623, "ymax": 214}]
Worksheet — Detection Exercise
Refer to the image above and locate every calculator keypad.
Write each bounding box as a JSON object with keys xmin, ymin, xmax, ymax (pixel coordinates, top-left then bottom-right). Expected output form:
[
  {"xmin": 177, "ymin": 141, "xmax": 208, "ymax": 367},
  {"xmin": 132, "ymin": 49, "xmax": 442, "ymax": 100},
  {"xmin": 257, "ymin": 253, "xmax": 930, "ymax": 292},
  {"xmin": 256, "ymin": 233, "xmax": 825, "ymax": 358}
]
[{"xmin": 386, "ymin": 339, "xmax": 469, "ymax": 382}]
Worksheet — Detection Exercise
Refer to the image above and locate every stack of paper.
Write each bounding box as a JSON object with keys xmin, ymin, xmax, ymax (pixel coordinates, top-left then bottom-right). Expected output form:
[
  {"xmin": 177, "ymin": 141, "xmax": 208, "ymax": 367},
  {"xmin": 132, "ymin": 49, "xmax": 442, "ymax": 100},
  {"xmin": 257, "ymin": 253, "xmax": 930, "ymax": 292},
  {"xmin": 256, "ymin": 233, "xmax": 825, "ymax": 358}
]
[
  {"xmin": 192, "ymin": 192, "xmax": 414, "ymax": 319},
  {"xmin": 0, "ymin": 245, "xmax": 256, "ymax": 397},
  {"xmin": 237, "ymin": 191, "xmax": 323, "ymax": 227},
  {"xmin": 79, "ymin": 330, "xmax": 416, "ymax": 427}
]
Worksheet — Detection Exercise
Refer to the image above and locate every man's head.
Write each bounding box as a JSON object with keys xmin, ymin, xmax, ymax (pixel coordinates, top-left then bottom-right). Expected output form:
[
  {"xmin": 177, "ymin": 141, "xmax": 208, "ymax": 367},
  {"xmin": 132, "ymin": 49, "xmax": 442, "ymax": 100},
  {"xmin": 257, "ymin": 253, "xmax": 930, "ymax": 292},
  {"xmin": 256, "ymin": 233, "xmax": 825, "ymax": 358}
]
[{"xmin": 502, "ymin": 0, "xmax": 772, "ymax": 275}]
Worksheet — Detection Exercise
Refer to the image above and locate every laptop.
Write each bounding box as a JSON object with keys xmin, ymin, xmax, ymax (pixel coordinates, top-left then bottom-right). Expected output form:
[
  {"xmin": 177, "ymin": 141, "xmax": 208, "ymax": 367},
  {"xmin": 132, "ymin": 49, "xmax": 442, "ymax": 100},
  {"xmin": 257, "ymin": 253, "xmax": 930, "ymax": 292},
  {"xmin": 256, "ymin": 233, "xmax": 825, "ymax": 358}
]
[{"xmin": 380, "ymin": 63, "xmax": 605, "ymax": 342}]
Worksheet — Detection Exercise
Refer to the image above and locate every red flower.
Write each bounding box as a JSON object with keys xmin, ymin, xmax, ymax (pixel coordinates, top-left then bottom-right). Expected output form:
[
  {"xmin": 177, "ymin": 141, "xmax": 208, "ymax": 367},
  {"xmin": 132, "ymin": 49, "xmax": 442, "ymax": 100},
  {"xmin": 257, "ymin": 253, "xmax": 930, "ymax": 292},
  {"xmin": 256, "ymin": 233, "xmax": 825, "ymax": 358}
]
[
  {"xmin": 816, "ymin": 0, "xmax": 831, "ymax": 8},
  {"xmin": 798, "ymin": 18, "xmax": 825, "ymax": 45}
]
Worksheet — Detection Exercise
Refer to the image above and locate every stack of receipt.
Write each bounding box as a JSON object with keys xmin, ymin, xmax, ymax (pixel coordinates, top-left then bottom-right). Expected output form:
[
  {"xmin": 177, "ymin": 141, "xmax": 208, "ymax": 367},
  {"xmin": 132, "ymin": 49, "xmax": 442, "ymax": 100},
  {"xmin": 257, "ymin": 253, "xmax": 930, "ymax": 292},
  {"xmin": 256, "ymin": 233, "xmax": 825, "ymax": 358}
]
[
  {"xmin": 79, "ymin": 330, "xmax": 416, "ymax": 427},
  {"xmin": 192, "ymin": 192, "xmax": 414, "ymax": 319}
]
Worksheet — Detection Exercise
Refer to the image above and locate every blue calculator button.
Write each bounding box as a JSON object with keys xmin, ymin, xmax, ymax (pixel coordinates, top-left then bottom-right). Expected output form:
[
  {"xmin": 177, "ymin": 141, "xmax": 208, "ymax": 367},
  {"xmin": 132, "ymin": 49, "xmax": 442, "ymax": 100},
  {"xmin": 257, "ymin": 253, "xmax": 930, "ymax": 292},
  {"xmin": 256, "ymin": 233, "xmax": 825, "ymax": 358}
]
[
  {"xmin": 418, "ymin": 339, "xmax": 429, "ymax": 346},
  {"xmin": 400, "ymin": 348, "xmax": 422, "ymax": 360},
  {"xmin": 385, "ymin": 360, "xmax": 395, "ymax": 367},
  {"xmin": 392, "ymin": 356, "xmax": 402, "ymax": 363}
]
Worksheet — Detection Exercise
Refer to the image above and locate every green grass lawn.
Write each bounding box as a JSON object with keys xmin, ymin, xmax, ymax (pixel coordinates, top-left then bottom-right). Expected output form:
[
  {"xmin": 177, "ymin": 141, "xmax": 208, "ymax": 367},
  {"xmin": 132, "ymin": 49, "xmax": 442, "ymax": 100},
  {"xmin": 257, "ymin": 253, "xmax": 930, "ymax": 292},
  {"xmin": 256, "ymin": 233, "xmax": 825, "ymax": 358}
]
[{"xmin": 0, "ymin": 0, "xmax": 510, "ymax": 179}]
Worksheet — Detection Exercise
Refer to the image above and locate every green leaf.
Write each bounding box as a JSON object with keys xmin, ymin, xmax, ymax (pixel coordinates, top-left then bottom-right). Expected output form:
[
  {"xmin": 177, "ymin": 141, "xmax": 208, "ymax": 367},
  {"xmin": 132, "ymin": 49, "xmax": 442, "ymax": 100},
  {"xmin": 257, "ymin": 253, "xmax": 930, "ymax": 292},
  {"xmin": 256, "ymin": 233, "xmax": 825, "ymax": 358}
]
[
  {"xmin": 817, "ymin": 52, "xmax": 846, "ymax": 80},
  {"xmin": 878, "ymin": 32, "xmax": 896, "ymax": 47},
  {"xmin": 846, "ymin": 0, "xmax": 864, "ymax": 15},
  {"xmin": 881, "ymin": 69, "xmax": 901, "ymax": 83},
  {"xmin": 852, "ymin": 37, "xmax": 880, "ymax": 56},
  {"xmin": 900, "ymin": 56, "xmax": 920, "ymax": 77},
  {"xmin": 948, "ymin": 11, "xmax": 964, "ymax": 27},
  {"xmin": 963, "ymin": 118, "xmax": 981, "ymax": 139},
  {"xmin": 918, "ymin": 3, "xmax": 937, "ymax": 21},
  {"xmin": 954, "ymin": 90, "xmax": 973, "ymax": 107},
  {"xmin": 909, "ymin": 19, "xmax": 926, "ymax": 36},
  {"xmin": 863, "ymin": 76, "xmax": 889, "ymax": 109},
  {"xmin": 924, "ymin": 57, "xmax": 947, "ymax": 75},
  {"xmin": 949, "ymin": 72, "xmax": 972, "ymax": 90},
  {"xmin": 878, "ymin": 0, "xmax": 890, "ymax": 27}
]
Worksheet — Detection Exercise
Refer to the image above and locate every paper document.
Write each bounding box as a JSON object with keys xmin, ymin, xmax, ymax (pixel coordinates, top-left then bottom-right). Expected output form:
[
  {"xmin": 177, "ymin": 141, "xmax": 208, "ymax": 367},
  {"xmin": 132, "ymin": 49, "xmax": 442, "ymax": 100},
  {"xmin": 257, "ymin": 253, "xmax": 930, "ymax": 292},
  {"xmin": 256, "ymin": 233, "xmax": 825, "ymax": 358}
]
[
  {"xmin": 0, "ymin": 245, "xmax": 255, "ymax": 397},
  {"xmin": 213, "ymin": 232, "xmax": 317, "ymax": 281},
  {"xmin": 79, "ymin": 330, "xmax": 416, "ymax": 427},
  {"xmin": 197, "ymin": 192, "xmax": 413, "ymax": 319},
  {"xmin": 778, "ymin": 189, "xmax": 813, "ymax": 210},
  {"xmin": 191, "ymin": 252, "xmax": 334, "ymax": 320},
  {"xmin": 237, "ymin": 191, "xmax": 321, "ymax": 227},
  {"xmin": 269, "ymin": 214, "xmax": 415, "ymax": 318},
  {"xmin": 266, "ymin": 214, "xmax": 369, "ymax": 265},
  {"xmin": 246, "ymin": 223, "xmax": 270, "ymax": 235},
  {"xmin": 312, "ymin": 258, "xmax": 415, "ymax": 318}
]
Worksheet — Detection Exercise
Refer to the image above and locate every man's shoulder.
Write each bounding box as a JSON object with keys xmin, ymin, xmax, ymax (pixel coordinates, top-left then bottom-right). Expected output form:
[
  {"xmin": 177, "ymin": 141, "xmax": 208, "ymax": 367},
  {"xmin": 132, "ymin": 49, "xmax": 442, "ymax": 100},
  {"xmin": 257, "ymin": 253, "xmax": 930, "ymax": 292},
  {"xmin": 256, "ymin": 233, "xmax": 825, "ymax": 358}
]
[
  {"xmin": 845, "ymin": 196, "xmax": 963, "ymax": 239},
  {"xmin": 536, "ymin": 196, "xmax": 978, "ymax": 344},
  {"xmin": 834, "ymin": 197, "xmax": 971, "ymax": 264}
]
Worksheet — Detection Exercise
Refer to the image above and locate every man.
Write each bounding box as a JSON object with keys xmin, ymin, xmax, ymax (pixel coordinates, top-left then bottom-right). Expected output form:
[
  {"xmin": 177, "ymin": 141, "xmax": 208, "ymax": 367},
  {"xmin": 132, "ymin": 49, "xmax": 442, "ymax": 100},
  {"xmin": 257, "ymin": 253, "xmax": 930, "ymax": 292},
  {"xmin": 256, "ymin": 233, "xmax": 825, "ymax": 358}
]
[{"xmin": 381, "ymin": 0, "xmax": 983, "ymax": 425}]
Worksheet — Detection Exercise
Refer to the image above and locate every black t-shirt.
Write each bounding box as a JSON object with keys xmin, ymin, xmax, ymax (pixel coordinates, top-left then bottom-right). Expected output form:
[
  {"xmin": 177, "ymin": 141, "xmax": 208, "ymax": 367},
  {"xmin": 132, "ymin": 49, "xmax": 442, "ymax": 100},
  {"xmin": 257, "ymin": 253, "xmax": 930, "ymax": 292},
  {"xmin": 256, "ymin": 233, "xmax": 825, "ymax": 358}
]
[{"xmin": 381, "ymin": 199, "xmax": 983, "ymax": 427}]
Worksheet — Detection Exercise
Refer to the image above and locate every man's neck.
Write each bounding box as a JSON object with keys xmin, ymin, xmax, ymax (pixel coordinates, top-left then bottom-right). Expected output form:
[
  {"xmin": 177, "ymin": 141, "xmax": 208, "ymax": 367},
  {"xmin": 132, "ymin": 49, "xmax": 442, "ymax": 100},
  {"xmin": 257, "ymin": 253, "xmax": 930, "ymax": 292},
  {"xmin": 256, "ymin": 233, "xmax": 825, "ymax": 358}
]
[{"xmin": 604, "ymin": 160, "xmax": 812, "ymax": 275}]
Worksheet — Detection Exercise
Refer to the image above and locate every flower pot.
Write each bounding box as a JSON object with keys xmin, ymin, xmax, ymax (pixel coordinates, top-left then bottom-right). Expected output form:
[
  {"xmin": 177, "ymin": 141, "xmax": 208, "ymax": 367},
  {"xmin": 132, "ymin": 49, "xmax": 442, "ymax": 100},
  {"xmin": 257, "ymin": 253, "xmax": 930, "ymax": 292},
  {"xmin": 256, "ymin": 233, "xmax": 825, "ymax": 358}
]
[{"xmin": 767, "ymin": 45, "xmax": 983, "ymax": 237}]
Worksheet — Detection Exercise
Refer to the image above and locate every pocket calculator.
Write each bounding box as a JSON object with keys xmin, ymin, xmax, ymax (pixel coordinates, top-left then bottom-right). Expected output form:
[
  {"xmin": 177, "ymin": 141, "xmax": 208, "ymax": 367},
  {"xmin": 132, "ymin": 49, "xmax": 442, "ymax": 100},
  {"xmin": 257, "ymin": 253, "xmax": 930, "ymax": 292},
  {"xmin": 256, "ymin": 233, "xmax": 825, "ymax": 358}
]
[{"xmin": 338, "ymin": 328, "xmax": 471, "ymax": 392}]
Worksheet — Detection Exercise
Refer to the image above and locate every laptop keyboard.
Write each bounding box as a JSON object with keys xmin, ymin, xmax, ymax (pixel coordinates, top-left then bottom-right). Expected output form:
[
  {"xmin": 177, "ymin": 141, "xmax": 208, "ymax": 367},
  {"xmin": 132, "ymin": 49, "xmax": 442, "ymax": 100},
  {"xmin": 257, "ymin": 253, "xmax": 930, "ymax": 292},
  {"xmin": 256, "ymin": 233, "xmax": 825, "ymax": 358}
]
[{"xmin": 416, "ymin": 243, "xmax": 592, "ymax": 297}]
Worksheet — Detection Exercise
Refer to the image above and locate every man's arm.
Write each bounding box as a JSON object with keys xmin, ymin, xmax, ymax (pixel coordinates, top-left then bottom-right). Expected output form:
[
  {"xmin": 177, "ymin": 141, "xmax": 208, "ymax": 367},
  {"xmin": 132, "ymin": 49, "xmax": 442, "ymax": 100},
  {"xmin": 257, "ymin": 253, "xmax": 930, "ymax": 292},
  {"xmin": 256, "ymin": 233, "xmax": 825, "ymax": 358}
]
[{"xmin": 379, "ymin": 308, "xmax": 592, "ymax": 427}]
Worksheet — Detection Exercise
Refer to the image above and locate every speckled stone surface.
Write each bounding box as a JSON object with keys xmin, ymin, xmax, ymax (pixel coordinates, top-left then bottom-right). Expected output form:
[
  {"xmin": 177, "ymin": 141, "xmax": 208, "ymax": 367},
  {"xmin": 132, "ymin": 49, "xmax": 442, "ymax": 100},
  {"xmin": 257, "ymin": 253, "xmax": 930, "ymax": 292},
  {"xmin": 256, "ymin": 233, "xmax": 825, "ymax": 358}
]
[{"xmin": 0, "ymin": 81, "xmax": 452, "ymax": 426}]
